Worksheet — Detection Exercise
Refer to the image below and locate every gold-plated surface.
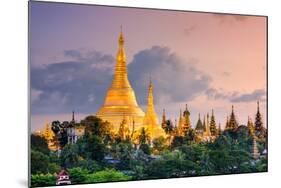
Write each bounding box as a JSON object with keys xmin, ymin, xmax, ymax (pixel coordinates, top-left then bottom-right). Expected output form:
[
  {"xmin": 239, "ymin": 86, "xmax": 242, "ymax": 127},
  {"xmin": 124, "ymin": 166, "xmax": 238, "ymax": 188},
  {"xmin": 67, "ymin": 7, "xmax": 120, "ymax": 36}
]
[
  {"xmin": 96, "ymin": 30, "xmax": 145, "ymax": 131},
  {"xmin": 143, "ymin": 79, "xmax": 165, "ymax": 139}
]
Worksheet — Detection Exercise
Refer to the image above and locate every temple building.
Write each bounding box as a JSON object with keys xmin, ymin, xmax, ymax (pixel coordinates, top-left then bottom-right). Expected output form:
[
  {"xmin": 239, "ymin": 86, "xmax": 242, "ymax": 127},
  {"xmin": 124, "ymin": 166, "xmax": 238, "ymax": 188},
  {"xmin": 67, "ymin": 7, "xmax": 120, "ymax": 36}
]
[
  {"xmin": 181, "ymin": 104, "xmax": 191, "ymax": 135},
  {"xmin": 209, "ymin": 109, "xmax": 218, "ymax": 136},
  {"xmin": 67, "ymin": 111, "xmax": 85, "ymax": 144},
  {"xmin": 143, "ymin": 79, "xmax": 165, "ymax": 140},
  {"xmin": 96, "ymin": 29, "xmax": 145, "ymax": 131},
  {"xmin": 195, "ymin": 113, "xmax": 204, "ymax": 137},
  {"xmin": 247, "ymin": 116, "xmax": 255, "ymax": 137},
  {"xmin": 225, "ymin": 105, "xmax": 239, "ymax": 130},
  {"xmin": 178, "ymin": 109, "xmax": 183, "ymax": 134},
  {"xmin": 203, "ymin": 113, "xmax": 211, "ymax": 138},
  {"xmin": 254, "ymin": 101, "xmax": 266, "ymax": 140}
]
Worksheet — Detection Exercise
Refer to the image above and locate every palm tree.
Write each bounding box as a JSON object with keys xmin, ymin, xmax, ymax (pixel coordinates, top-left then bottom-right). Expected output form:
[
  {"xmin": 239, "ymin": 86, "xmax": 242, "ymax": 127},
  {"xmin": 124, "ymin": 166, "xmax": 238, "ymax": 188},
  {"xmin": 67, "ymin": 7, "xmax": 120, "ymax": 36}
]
[
  {"xmin": 164, "ymin": 120, "xmax": 174, "ymax": 146},
  {"xmin": 138, "ymin": 127, "xmax": 151, "ymax": 145}
]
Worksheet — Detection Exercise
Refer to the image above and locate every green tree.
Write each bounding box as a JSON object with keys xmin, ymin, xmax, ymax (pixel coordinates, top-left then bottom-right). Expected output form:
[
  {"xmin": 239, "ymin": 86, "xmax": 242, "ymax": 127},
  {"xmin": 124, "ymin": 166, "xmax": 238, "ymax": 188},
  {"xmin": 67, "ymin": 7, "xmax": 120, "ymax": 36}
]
[
  {"xmin": 31, "ymin": 174, "xmax": 56, "ymax": 187},
  {"xmin": 81, "ymin": 116, "xmax": 113, "ymax": 140},
  {"xmin": 31, "ymin": 150, "xmax": 49, "ymax": 174},
  {"xmin": 76, "ymin": 159, "xmax": 101, "ymax": 173},
  {"xmin": 85, "ymin": 135, "xmax": 107, "ymax": 161},
  {"xmin": 171, "ymin": 136, "xmax": 184, "ymax": 149},
  {"xmin": 138, "ymin": 127, "xmax": 150, "ymax": 145},
  {"xmin": 139, "ymin": 143, "xmax": 151, "ymax": 155},
  {"xmin": 60, "ymin": 144, "xmax": 79, "ymax": 168},
  {"xmin": 145, "ymin": 150, "xmax": 198, "ymax": 178},
  {"xmin": 51, "ymin": 120, "xmax": 68, "ymax": 149},
  {"xmin": 184, "ymin": 129, "xmax": 196, "ymax": 144},
  {"xmin": 68, "ymin": 167, "xmax": 89, "ymax": 184},
  {"xmin": 110, "ymin": 141, "xmax": 134, "ymax": 170},
  {"xmin": 31, "ymin": 134, "xmax": 49, "ymax": 155},
  {"xmin": 85, "ymin": 169, "xmax": 132, "ymax": 183},
  {"xmin": 152, "ymin": 136, "xmax": 166, "ymax": 154},
  {"xmin": 163, "ymin": 120, "xmax": 174, "ymax": 146}
]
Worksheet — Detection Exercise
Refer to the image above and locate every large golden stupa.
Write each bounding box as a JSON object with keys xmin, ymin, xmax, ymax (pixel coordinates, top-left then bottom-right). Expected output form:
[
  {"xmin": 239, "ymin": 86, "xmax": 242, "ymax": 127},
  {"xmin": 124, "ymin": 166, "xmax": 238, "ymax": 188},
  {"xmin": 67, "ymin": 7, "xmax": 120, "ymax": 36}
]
[{"xmin": 96, "ymin": 29, "xmax": 145, "ymax": 131}]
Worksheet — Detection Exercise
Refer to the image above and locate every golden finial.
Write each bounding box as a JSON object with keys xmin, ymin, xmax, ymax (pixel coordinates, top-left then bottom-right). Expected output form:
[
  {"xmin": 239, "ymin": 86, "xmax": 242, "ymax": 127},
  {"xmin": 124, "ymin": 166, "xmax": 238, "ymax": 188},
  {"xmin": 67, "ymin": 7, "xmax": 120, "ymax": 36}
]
[
  {"xmin": 149, "ymin": 75, "xmax": 152, "ymax": 88},
  {"xmin": 119, "ymin": 25, "xmax": 124, "ymax": 46}
]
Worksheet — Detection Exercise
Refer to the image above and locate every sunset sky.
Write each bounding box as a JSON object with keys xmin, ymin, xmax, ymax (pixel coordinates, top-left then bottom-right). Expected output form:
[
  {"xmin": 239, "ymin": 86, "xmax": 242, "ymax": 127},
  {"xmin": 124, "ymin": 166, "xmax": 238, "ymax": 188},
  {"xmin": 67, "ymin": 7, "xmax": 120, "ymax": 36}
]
[{"xmin": 30, "ymin": 1, "xmax": 267, "ymax": 132}]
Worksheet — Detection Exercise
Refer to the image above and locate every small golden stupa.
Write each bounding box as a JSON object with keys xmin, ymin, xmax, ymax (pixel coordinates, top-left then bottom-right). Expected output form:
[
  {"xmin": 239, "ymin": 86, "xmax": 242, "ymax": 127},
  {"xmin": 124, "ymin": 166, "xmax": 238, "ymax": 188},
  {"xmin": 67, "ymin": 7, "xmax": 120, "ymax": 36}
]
[
  {"xmin": 143, "ymin": 79, "xmax": 165, "ymax": 139},
  {"xmin": 96, "ymin": 28, "xmax": 145, "ymax": 131}
]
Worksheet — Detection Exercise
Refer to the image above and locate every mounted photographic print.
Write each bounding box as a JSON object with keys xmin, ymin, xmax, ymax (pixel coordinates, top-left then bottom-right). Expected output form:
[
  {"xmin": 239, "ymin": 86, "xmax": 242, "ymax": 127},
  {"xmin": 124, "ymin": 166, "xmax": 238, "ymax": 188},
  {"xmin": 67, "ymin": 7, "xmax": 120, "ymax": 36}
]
[{"xmin": 29, "ymin": 1, "xmax": 268, "ymax": 187}]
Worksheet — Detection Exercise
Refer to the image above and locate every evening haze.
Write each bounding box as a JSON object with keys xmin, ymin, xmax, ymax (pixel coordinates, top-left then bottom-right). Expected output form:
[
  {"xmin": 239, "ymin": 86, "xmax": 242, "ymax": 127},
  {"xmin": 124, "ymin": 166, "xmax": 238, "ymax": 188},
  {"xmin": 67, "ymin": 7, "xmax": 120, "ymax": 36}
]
[{"xmin": 30, "ymin": 2, "xmax": 267, "ymax": 131}]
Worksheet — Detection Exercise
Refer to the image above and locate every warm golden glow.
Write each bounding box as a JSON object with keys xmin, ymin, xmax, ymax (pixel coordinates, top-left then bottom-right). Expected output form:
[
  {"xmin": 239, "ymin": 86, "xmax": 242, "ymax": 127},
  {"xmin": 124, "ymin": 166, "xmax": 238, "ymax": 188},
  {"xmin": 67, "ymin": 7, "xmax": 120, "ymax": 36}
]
[
  {"xmin": 143, "ymin": 79, "xmax": 165, "ymax": 139},
  {"xmin": 96, "ymin": 29, "xmax": 145, "ymax": 131}
]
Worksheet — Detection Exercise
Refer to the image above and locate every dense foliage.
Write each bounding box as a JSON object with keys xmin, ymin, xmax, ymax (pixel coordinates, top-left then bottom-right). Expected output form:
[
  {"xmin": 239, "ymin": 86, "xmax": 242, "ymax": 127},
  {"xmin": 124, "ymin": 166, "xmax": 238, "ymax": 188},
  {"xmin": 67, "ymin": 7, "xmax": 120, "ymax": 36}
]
[{"xmin": 31, "ymin": 116, "xmax": 267, "ymax": 187}]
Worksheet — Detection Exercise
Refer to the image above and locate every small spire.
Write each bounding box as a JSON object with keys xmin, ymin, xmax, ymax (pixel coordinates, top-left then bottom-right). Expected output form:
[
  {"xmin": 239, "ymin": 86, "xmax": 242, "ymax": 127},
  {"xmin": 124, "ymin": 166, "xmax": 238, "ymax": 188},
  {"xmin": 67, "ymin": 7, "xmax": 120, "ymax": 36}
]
[
  {"xmin": 257, "ymin": 101, "xmax": 260, "ymax": 112},
  {"xmin": 212, "ymin": 109, "xmax": 214, "ymax": 116},
  {"xmin": 119, "ymin": 25, "xmax": 124, "ymax": 46},
  {"xmin": 149, "ymin": 75, "xmax": 152, "ymax": 89},
  {"xmin": 232, "ymin": 105, "xmax": 234, "ymax": 113},
  {"xmin": 185, "ymin": 104, "xmax": 188, "ymax": 111},
  {"xmin": 199, "ymin": 113, "xmax": 201, "ymax": 119},
  {"xmin": 72, "ymin": 111, "xmax": 75, "ymax": 121},
  {"xmin": 163, "ymin": 108, "xmax": 165, "ymax": 116}
]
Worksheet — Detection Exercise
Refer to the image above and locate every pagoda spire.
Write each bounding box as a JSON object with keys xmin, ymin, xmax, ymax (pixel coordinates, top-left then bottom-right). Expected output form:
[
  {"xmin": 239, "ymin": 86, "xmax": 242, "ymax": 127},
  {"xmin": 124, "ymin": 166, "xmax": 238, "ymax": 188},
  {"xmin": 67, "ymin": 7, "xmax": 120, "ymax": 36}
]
[
  {"xmin": 228, "ymin": 105, "xmax": 238, "ymax": 130},
  {"xmin": 195, "ymin": 113, "xmax": 204, "ymax": 137},
  {"xmin": 72, "ymin": 111, "xmax": 75, "ymax": 122},
  {"xmin": 143, "ymin": 78, "xmax": 161, "ymax": 140},
  {"xmin": 255, "ymin": 100, "xmax": 266, "ymax": 140},
  {"xmin": 161, "ymin": 109, "xmax": 166, "ymax": 130},
  {"xmin": 205, "ymin": 113, "xmax": 211, "ymax": 137},
  {"xmin": 203, "ymin": 115, "xmax": 206, "ymax": 131},
  {"xmin": 147, "ymin": 78, "xmax": 154, "ymax": 108},
  {"xmin": 247, "ymin": 116, "xmax": 255, "ymax": 137},
  {"xmin": 111, "ymin": 26, "xmax": 130, "ymax": 89},
  {"xmin": 210, "ymin": 109, "xmax": 217, "ymax": 136},
  {"xmin": 218, "ymin": 123, "xmax": 222, "ymax": 135},
  {"xmin": 178, "ymin": 109, "xmax": 183, "ymax": 132},
  {"xmin": 225, "ymin": 116, "xmax": 229, "ymax": 129}
]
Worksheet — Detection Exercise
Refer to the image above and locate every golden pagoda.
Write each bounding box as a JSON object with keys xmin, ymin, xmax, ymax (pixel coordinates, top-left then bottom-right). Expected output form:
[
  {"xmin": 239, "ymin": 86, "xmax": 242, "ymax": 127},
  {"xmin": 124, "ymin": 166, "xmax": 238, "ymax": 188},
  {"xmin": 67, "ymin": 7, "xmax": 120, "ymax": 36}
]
[
  {"xmin": 247, "ymin": 116, "xmax": 255, "ymax": 137},
  {"xmin": 143, "ymin": 79, "xmax": 165, "ymax": 140},
  {"xmin": 96, "ymin": 28, "xmax": 145, "ymax": 131},
  {"xmin": 40, "ymin": 123, "xmax": 56, "ymax": 151}
]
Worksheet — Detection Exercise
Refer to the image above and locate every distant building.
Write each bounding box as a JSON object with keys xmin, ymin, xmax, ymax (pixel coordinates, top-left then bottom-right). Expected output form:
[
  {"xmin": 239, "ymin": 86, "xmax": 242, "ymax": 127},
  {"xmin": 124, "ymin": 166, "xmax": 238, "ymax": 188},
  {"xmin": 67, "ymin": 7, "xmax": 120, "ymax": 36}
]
[{"xmin": 67, "ymin": 111, "xmax": 85, "ymax": 144}]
